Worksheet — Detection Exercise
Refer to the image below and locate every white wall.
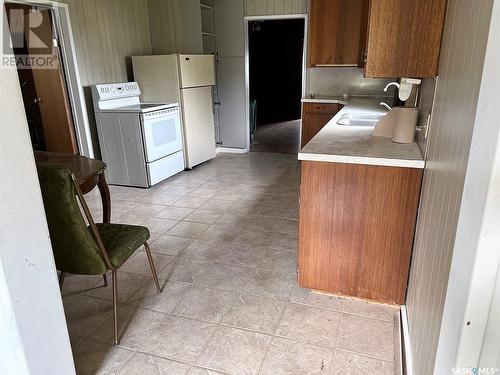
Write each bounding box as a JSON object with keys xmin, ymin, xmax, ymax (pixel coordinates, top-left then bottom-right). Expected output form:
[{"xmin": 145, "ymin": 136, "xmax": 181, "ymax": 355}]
[
  {"xmin": 405, "ymin": 0, "xmax": 495, "ymax": 374},
  {"xmin": 479, "ymin": 261, "xmax": 500, "ymax": 367},
  {"xmin": 435, "ymin": 0, "xmax": 500, "ymax": 370},
  {"xmin": 0, "ymin": 261, "xmax": 30, "ymax": 374},
  {"xmin": 0, "ymin": 1, "xmax": 75, "ymax": 373}
]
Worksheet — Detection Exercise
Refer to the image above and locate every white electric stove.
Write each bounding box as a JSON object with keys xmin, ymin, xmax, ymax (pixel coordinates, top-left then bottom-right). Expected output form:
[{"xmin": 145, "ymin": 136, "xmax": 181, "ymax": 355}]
[{"xmin": 92, "ymin": 82, "xmax": 185, "ymax": 187}]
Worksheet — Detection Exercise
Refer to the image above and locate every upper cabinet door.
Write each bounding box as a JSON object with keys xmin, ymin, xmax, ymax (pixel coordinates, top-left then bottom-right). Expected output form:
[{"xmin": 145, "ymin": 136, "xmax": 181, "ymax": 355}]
[
  {"xmin": 308, "ymin": 0, "xmax": 366, "ymax": 67},
  {"xmin": 214, "ymin": 0, "xmax": 244, "ymax": 57},
  {"xmin": 364, "ymin": 0, "xmax": 447, "ymax": 77}
]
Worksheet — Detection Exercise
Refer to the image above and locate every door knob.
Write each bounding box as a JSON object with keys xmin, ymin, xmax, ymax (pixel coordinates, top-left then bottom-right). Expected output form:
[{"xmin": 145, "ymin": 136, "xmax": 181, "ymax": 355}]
[{"xmin": 33, "ymin": 97, "xmax": 42, "ymax": 104}]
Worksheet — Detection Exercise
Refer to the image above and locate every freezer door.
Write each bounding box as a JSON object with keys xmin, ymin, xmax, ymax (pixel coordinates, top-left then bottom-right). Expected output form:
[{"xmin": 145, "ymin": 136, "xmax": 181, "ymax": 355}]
[
  {"xmin": 181, "ymin": 86, "xmax": 216, "ymax": 168},
  {"xmin": 178, "ymin": 54, "xmax": 215, "ymax": 88}
]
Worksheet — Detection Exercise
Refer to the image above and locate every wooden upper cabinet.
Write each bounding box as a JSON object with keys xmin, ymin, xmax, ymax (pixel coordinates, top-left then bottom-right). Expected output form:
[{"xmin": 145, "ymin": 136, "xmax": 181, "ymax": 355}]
[
  {"xmin": 308, "ymin": 0, "xmax": 367, "ymax": 67},
  {"xmin": 364, "ymin": 0, "xmax": 447, "ymax": 77}
]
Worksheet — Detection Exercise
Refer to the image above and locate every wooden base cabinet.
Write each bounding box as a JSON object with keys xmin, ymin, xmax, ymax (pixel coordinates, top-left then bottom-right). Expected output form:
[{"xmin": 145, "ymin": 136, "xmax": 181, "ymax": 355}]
[
  {"xmin": 298, "ymin": 161, "xmax": 423, "ymax": 304},
  {"xmin": 301, "ymin": 103, "xmax": 342, "ymax": 148}
]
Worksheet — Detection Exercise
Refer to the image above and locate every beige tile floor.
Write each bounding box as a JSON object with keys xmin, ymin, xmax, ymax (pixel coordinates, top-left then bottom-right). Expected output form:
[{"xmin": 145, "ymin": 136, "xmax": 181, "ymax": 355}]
[
  {"xmin": 250, "ymin": 120, "xmax": 301, "ymax": 154},
  {"xmin": 63, "ymin": 152, "xmax": 400, "ymax": 375}
]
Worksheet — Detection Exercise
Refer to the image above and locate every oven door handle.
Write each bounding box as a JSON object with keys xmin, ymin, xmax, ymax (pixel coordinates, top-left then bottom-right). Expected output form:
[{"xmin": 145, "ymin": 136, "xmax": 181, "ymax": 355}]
[{"xmin": 142, "ymin": 108, "xmax": 179, "ymax": 121}]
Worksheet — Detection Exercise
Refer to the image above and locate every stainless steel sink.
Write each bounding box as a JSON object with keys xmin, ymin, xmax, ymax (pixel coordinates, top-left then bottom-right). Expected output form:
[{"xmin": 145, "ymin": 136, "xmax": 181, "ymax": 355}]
[{"xmin": 336, "ymin": 113, "xmax": 386, "ymax": 127}]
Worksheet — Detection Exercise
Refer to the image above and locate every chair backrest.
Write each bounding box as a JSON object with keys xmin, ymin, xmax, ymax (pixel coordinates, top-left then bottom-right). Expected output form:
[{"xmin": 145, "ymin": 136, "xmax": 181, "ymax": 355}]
[{"xmin": 37, "ymin": 164, "xmax": 108, "ymax": 275}]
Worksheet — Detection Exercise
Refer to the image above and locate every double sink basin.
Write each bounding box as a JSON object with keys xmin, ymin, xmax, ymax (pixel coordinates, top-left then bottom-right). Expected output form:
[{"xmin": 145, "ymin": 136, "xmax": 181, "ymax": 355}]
[{"xmin": 336, "ymin": 113, "xmax": 386, "ymax": 127}]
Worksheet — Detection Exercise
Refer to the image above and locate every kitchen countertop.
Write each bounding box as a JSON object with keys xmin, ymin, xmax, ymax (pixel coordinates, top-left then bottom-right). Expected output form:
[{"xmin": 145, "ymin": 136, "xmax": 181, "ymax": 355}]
[{"xmin": 298, "ymin": 97, "xmax": 425, "ymax": 169}]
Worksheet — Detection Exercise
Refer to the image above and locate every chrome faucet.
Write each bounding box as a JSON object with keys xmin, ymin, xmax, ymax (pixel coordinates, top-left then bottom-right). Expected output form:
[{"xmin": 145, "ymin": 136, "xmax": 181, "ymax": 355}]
[
  {"xmin": 384, "ymin": 82, "xmax": 400, "ymax": 92},
  {"xmin": 380, "ymin": 102, "xmax": 392, "ymax": 111},
  {"xmin": 381, "ymin": 82, "xmax": 399, "ymax": 110}
]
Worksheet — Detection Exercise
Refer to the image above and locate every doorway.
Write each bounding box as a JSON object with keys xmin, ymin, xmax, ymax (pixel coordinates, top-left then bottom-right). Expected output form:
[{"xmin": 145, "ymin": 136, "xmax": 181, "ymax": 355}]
[
  {"xmin": 5, "ymin": 2, "xmax": 78, "ymax": 154},
  {"xmin": 246, "ymin": 17, "xmax": 306, "ymax": 154}
]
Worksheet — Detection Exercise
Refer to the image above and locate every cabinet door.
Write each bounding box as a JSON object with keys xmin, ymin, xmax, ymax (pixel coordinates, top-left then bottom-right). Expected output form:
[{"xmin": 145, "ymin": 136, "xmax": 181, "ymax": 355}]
[
  {"xmin": 217, "ymin": 57, "xmax": 246, "ymax": 148},
  {"xmin": 301, "ymin": 113, "xmax": 333, "ymax": 148},
  {"xmin": 364, "ymin": 0, "xmax": 447, "ymax": 77},
  {"xmin": 214, "ymin": 0, "xmax": 246, "ymax": 149},
  {"xmin": 301, "ymin": 103, "xmax": 341, "ymax": 147},
  {"xmin": 96, "ymin": 113, "xmax": 148, "ymax": 187},
  {"xmin": 308, "ymin": 0, "xmax": 366, "ymax": 67},
  {"xmin": 177, "ymin": 0, "xmax": 203, "ymax": 54},
  {"xmin": 298, "ymin": 161, "xmax": 423, "ymax": 304},
  {"xmin": 214, "ymin": 0, "xmax": 244, "ymax": 57}
]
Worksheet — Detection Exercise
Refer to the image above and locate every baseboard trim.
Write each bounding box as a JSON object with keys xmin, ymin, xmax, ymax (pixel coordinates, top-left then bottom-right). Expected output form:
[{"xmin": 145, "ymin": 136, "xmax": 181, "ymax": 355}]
[
  {"xmin": 216, "ymin": 147, "xmax": 248, "ymax": 154},
  {"xmin": 401, "ymin": 305, "xmax": 414, "ymax": 375}
]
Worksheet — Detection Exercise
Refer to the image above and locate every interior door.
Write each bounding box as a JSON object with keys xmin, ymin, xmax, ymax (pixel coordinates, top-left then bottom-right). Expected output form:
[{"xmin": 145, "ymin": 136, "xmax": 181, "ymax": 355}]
[
  {"xmin": 28, "ymin": 9, "xmax": 77, "ymax": 154},
  {"xmin": 6, "ymin": 4, "xmax": 77, "ymax": 154}
]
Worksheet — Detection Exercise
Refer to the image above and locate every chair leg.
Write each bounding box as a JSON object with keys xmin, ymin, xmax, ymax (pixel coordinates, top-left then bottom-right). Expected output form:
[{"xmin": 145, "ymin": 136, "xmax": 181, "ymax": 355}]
[
  {"xmin": 103, "ymin": 273, "xmax": 108, "ymax": 287},
  {"xmin": 59, "ymin": 272, "xmax": 65, "ymax": 291},
  {"xmin": 112, "ymin": 270, "xmax": 119, "ymax": 346},
  {"xmin": 144, "ymin": 242, "xmax": 161, "ymax": 293}
]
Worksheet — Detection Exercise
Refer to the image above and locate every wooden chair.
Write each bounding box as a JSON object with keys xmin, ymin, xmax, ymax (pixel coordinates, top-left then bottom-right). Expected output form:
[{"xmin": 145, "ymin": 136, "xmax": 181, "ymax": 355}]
[{"xmin": 37, "ymin": 164, "xmax": 161, "ymax": 345}]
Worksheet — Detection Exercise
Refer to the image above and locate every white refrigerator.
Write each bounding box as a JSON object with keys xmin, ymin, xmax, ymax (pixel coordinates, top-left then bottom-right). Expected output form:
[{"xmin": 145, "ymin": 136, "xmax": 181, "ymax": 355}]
[{"xmin": 132, "ymin": 54, "xmax": 216, "ymax": 169}]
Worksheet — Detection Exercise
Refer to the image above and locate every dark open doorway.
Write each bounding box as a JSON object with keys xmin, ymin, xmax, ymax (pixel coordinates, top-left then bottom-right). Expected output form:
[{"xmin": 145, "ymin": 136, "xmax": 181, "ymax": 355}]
[{"xmin": 249, "ymin": 18, "xmax": 305, "ymax": 154}]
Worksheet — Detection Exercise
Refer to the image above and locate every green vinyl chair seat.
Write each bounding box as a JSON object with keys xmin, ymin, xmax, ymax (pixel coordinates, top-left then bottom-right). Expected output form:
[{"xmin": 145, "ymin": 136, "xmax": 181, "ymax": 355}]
[{"xmin": 95, "ymin": 223, "xmax": 150, "ymax": 268}]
